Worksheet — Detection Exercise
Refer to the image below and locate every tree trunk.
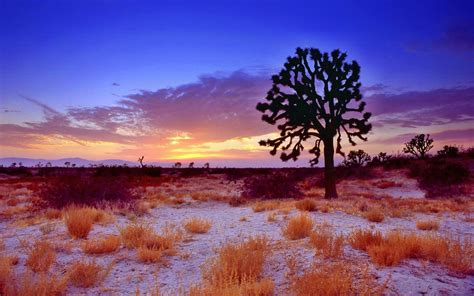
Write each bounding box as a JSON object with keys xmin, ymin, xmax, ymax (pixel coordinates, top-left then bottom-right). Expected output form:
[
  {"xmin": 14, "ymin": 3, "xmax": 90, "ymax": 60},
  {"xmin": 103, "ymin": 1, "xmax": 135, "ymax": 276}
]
[{"xmin": 323, "ymin": 138, "xmax": 338, "ymax": 199}]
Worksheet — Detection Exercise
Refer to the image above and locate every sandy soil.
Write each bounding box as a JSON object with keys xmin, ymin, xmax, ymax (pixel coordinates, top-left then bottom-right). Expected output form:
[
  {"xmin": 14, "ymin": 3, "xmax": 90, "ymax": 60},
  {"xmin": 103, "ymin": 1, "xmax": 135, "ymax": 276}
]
[{"xmin": 0, "ymin": 171, "xmax": 473, "ymax": 295}]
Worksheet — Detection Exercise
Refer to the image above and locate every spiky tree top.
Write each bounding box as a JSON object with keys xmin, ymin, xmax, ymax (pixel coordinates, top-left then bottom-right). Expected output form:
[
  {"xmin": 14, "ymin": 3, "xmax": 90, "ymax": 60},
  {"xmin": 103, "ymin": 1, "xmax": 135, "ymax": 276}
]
[
  {"xmin": 403, "ymin": 134, "xmax": 434, "ymax": 159},
  {"xmin": 256, "ymin": 48, "xmax": 372, "ymax": 166}
]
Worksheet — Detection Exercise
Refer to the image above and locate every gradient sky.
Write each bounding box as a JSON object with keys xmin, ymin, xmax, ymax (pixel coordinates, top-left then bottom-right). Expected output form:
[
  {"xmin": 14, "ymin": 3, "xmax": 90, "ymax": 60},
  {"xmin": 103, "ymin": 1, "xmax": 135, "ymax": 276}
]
[{"xmin": 1, "ymin": 0, "xmax": 473, "ymax": 166}]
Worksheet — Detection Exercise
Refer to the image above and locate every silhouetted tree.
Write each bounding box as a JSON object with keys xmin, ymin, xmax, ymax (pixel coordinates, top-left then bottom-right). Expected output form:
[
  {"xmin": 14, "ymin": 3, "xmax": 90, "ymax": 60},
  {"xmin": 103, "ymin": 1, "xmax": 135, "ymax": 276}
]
[
  {"xmin": 173, "ymin": 162, "xmax": 182, "ymax": 169},
  {"xmin": 45, "ymin": 162, "xmax": 52, "ymax": 167},
  {"xmin": 342, "ymin": 149, "xmax": 371, "ymax": 167},
  {"xmin": 71, "ymin": 163, "xmax": 76, "ymax": 168},
  {"xmin": 372, "ymin": 152, "xmax": 391, "ymax": 164},
  {"xmin": 437, "ymin": 145, "xmax": 459, "ymax": 158},
  {"xmin": 188, "ymin": 162, "xmax": 194, "ymax": 169},
  {"xmin": 403, "ymin": 134, "xmax": 434, "ymax": 159},
  {"xmin": 256, "ymin": 48, "xmax": 371, "ymax": 198},
  {"xmin": 10, "ymin": 162, "xmax": 16, "ymax": 168},
  {"xmin": 138, "ymin": 156, "xmax": 145, "ymax": 168},
  {"xmin": 64, "ymin": 161, "xmax": 71, "ymax": 168},
  {"xmin": 203, "ymin": 162, "xmax": 210, "ymax": 169}
]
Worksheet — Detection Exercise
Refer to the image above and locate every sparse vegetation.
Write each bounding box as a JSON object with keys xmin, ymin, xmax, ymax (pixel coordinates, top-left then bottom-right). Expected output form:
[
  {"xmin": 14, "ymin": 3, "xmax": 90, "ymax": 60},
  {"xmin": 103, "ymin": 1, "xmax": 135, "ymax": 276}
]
[
  {"xmin": 283, "ymin": 213, "xmax": 314, "ymax": 240},
  {"xmin": 184, "ymin": 217, "xmax": 212, "ymax": 234},
  {"xmin": 310, "ymin": 226, "xmax": 344, "ymax": 258},
  {"xmin": 295, "ymin": 198, "xmax": 317, "ymax": 211},
  {"xmin": 364, "ymin": 207, "xmax": 385, "ymax": 222},
  {"xmin": 25, "ymin": 240, "xmax": 56, "ymax": 272},
  {"xmin": 69, "ymin": 260, "xmax": 112, "ymax": 287},
  {"xmin": 64, "ymin": 207, "xmax": 95, "ymax": 239},
  {"xmin": 416, "ymin": 219, "xmax": 440, "ymax": 231},
  {"xmin": 82, "ymin": 235, "xmax": 121, "ymax": 254}
]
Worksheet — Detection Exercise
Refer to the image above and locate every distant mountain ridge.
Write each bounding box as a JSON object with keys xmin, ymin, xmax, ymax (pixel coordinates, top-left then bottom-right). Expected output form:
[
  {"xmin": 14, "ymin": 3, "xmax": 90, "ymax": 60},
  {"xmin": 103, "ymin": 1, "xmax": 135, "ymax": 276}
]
[{"xmin": 0, "ymin": 157, "xmax": 140, "ymax": 167}]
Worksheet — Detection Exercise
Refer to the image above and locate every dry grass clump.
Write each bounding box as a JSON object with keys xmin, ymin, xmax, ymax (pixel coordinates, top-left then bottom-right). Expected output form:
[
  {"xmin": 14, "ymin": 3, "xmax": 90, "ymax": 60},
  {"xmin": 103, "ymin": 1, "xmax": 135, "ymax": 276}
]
[
  {"xmin": 25, "ymin": 240, "xmax": 56, "ymax": 272},
  {"xmin": 189, "ymin": 277, "xmax": 274, "ymax": 296},
  {"xmin": 267, "ymin": 212, "xmax": 277, "ymax": 222},
  {"xmin": 64, "ymin": 207, "xmax": 96, "ymax": 239},
  {"xmin": 283, "ymin": 213, "xmax": 314, "ymax": 240},
  {"xmin": 45, "ymin": 208, "xmax": 62, "ymax": 220},
  {"xmin": 251, "ymin": 200, "xmax": 280, "ymax": 212},
  {"xmin": 203, "ymin": 235, "xmax": 270, "ymax": 287},
  {"xmin": 69, "ymin": 260, "xmax": 113, "ymax": 288},
  {"xmin": 416, "ymin": 219, "xmax": 440, "ymax": 231},
  {"xmin": 291, "ymin": 263, "xmax": 387, "ymax": 296},
  {"xmin": 295, "ymin": 199, "xmax": 317, "ymax": 212},
  {"xmin": 137, "ymin": 246, "xmax": 163, "ymax": 263},
  {"xmin": 350, "ymin": 229, "xmax": 474, "ymax": 274},
  {"xmin": 184, "ymin": 217, "xmax": 212, "ymax": 234},
  {"xmin": 3, "ymin": 271, "xmax": 69, "ymax": 296},
  {"xmin": 119, "ymin": 222, "xmax": 182, "ymax": 263},
  {"xmin": 364, "ymin": 207, "xmax": 385, "ymax": 223},
  {"xmin": 348, "ymin": 229, "xmax": 383, "ymax": 252},
  {"xmin": 310, "ymin": 227, "xmax": 344, "ymax": 258},
  {"xmin": 82, "ymin": 235, "xmax": 121, "ymax": 254}
]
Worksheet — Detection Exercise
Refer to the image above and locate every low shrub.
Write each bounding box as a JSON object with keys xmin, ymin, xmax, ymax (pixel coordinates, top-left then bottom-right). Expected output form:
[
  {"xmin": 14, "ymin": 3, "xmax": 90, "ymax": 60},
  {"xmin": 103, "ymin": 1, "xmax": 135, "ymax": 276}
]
[
  {"xmin": 82, "ymin": 235, "xmax": 121, "ymax": 254},
  {"xmin": 364, "ymin": 208, "xmax": 385, "ymax": 223},
  {"xmin": 310, "ymin": 227, "xmax": 344, "ymax": 258},
  {"xmin": 416, "ymin": 219, "xmax": 440, "ymax": 231},
  {"xmin": 64, "ymin": 207, "xmax": 95, "ymax": 239},
  {"xmin": 69, "ymin": 260, "xmax": 111, "ymax": 288},
  {"xmin": 241, "ymin": 171, "xmax": 302, "ymax": 199},
  {"xmin": 283, "ymin": 213, "xmax": 314, "ymax": 240},
  {"xmin": 25, "ymin": 240, "xmax": 56, "ymax": 272},
  {"xmin": 36, "ymin": 174, "xmax": 137, "ymax": 209},
  {"xmin": 184, "ymin": 218, "xmax": 212, "ymax": 234},
  {"xmin": 295, "ymin": 199, "xmax": 317, "ymax": 212}
]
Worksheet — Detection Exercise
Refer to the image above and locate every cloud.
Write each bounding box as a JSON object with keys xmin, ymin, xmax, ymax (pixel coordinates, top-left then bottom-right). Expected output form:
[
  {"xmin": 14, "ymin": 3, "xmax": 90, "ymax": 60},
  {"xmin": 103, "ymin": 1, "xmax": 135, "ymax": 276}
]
[
  {"xmin": 1, "ymin": 71, "xmax": 473, "ymax": 161},
  {"xmin": 365, "ymin": 87, "xmax": 474, "ymax": 128},
  {"xmin": 374, "ymin": 128, "xmax": 474, "ymax": 146}
]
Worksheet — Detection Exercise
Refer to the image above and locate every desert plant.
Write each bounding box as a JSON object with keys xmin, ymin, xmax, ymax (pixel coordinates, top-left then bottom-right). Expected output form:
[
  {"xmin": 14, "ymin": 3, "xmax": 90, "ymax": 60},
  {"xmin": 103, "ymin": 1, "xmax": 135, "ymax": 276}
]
[
  {"xmin": 25, "ymin": 240, "xmax": 56, "ymax": 272},
  {"xmin": 295, "ymin": 199, "xmax": 317, "ymax": 211},
  {"xmin": 137, "ymin": 246, "xmax": 163, "ymax": 263},
  {"xmin": 36, "ymin": 174, "xmax": 136, "ymax": 209},
  {"xmin": 69, "ymin": 260, "xmax": 112, "ymax": 288},
  {"xmin": 82, "ymin": 235, "xmax": 121, "ymax": 254},
  {"xmin": 256, "ymin": 48, "xmax": 372, "ymax": 198},
  {"xmin": 364, "ymin": 207, "xmax": 385, "ymax": 223},
  {"xmin": 371, "ymin": 152, "xmax": 392, "ymax": 164},
  {"xmin": 437, "ymin": 145, "xmax": 459, "ymax": 158},
  {"xmin": 309, "ymin": 227, "xmax": 344, "ymax": 258},
  {"xmin": 416, "ymin": 220, "xmax": 440, "ymax": 231},
  {"xmin": 403, "ymin": 134, "xmax": 434, "ymax": 159},
  {"xmin": 184, "ymin": 218, "xmax": 212, "ymax": 234},
  {"xmin": 242, "ymin": 172, "xmax": 302, "ymax": 200},
  {"xmin": 342, "ymin": 149, "xmax": 371, "ymax": 167},
  {"xmin": 348, "ymin": 229, "xmax": 383, "ymax": 251},
  {"xmin": 64, "ymin": 207, "xmax": 95, "ymax": 239},
  {"xmin": 283, "ymin": 213, "xmax": 314, "ymax": 240}
]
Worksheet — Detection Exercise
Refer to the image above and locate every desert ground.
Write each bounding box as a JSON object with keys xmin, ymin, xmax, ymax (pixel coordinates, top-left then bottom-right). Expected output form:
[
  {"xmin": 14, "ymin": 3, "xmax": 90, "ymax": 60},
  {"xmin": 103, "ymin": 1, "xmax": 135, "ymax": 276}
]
[{"xmin": 0, "ymin": 161, "xmax": 473, "ymax": 295}]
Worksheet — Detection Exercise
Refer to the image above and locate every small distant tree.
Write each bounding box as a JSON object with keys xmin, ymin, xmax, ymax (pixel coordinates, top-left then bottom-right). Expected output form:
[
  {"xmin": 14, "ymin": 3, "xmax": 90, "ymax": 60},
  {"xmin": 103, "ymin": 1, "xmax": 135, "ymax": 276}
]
[
  {"xmin": 64, "ymin": 161, "xmax": 71, "ymax": 168},
  {"xmin": 342, "ymin": 149, "xmax": 371, "ymax": 167},
  {"xmin": 403, "ymin": 134, "xmax": 434, "ymax": 159},
  {"xmin": 188, "ymin": 162, "xmax": 194, "ymax": 169},
  {"xmin": 18, "ymin": 162, "xmax": 23, "ymax": 167},
  {"xmin": 71, "ymin": 163, "xmax": 76, "ymax": 168},
  {"xmin": 203, "ymin": 162, "xmax": 210, "ymax": 169},
  {"xmin": 173, "ymin": 162, "xmax": 182, "ymax": 169},
  {"xmin": 45, "ymin": 162, "xmax": 52, "ymax": 167},
  {"xmin": 256, "ymin": 47, "xmax": 371, "ymax": 198},
  {"xmin": 437, "ymin": 145, "xmax": 459, "ymax": 158},
  {"xmin": 10, "ymin": 162, "xmax": 17, "ymax": 168},
  {"xmin": 372, "ymin": 152, "xmax": 391, "ymax": 164},
  {"xmin": 138, "ymin": 156, "xmax": 145, "ymax": 168}
]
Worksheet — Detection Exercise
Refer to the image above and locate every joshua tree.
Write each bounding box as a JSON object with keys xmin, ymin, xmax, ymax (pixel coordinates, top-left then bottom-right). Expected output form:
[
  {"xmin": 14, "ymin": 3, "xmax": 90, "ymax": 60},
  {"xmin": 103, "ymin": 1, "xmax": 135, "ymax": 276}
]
[
  {"xmin": 138, "ymin": 156, "xmax": 145, "ymax": 168},
  {"xmin": 203, "ymin": 162, "xmax": 210, "ymax": 169},
  {"xmin": 188, "ymin": 162, "xmax": 194, "ymax": 169},
  {"xmin": 64, "ymin": 161, "xmax": 71, "ymax": 168},
  {"xmin": 403, "ymin": 134, "xmax": 434, "ymax": 159},
  {"xmin": 45, "ymin": 162, "xmax": 52, "ymax": 167},
  {"xmin": 374, "ymin": 152, "xmax": 391, "ymax": 163},
  {"xmin": 173, "ymin": 162, "xmax": 182, "ymax": 169},
  {"xmin": 10, "ymin": 162, "xmax": 17, "ymax": 168},
  {"xmin": 437, "ymin": 145, "xmax": 459, "ymax": 158},
  {"xmin": 257, "ymin": 47, "xmax": 371, "ymax": 198},
  {"xmin": 342, "ymin": 149, "xmax": 371, "ymax": 167}
]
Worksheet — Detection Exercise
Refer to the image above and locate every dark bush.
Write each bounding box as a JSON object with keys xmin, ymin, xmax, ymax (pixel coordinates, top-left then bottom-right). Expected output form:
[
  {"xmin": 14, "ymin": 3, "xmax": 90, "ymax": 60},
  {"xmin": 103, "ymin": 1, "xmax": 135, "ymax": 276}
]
[
  {"xmin": 409, "ymin": 159, "xmax": 470, "ymax": 197},
  {"xmin": 0, "ymin": 167, "xmax": 32, "ymax": 176},
  {"xmin": 241, "ymin": 171, "xmax": 302, "ymax": 199},
  {"xmin": 94, "ymin": 166, "xmax": 161, "ymax": 177},
  {"xmin": 436, "ymin": 145, "xmax": 459, "ymax": 158},
  {"xmin": 35, "ymin": 175, "xmax": 138, "ymax": 209}
]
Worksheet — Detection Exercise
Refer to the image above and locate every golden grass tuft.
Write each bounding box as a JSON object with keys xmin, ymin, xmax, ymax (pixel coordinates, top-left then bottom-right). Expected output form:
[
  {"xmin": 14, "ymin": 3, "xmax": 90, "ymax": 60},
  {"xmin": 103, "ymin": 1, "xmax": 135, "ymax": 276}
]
[
  {"xmin": 364, "ymin": 207, "xmax": 385, "ymax": 223},
  {"xmin": 251, "ymin": 200, "xmax": 280, "ymax": 212},
  {"xmin": 119, "ymin": 223, "xmax": 154, "ymax": 249},
  {"xmin": 189, "ymin": 277, "xmax": 274, "ymax": 296},
  {"xmin": 283, "ymin": 213, "xmax": 313, "ymax": 240},
  {"xmin": 137, "ymin": 247, "xmax": 163, "ymax": 263},
  {"xmin": 203, "ymin": 235, "xmax": 270, "ymax": 286},
  {"xmin": 309, "ymin": 226, "xmax": 344, "ymax": 258},
  {"xmin": 295, "ymin": 199, "xmax": 317, "ymax": 212},
  {"xmin": 25, "ymin": 240, "xmax": 56, "ymax": 272},
  {"xmin": 82, "ymin": 235, "xmax": 121, "ymax": 254},
  {"xmin": 69, "ymin": 260, "xmax": 113, "ymax": 288},
  {"xmin": 3, "ymin": 271, "xmax": 69, "ymax": 296},
  {"xmin": 184, "ymin": 217, "xmax": 212, "ymax": 234},
  {"xmin": 416, "ymin": 219, "xmax": 440, "ymax": 231},
  {"xmin": 350, "ymin": 229, "xmax": 474, "ymax": 274},
  {"xmin": 348, "ymin": 229, "xmax": 383, "ymax": 252},
  {"xmin": 267, "ymin": 212, "xmax": 277, "ymax": 222},
  {"xmin": 291, "ymin": 262, "xmax": 387, "ymax": 296},
  {"xmin": 64, "ymin": 207, "xmax": 96, "ymax": 239}
]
